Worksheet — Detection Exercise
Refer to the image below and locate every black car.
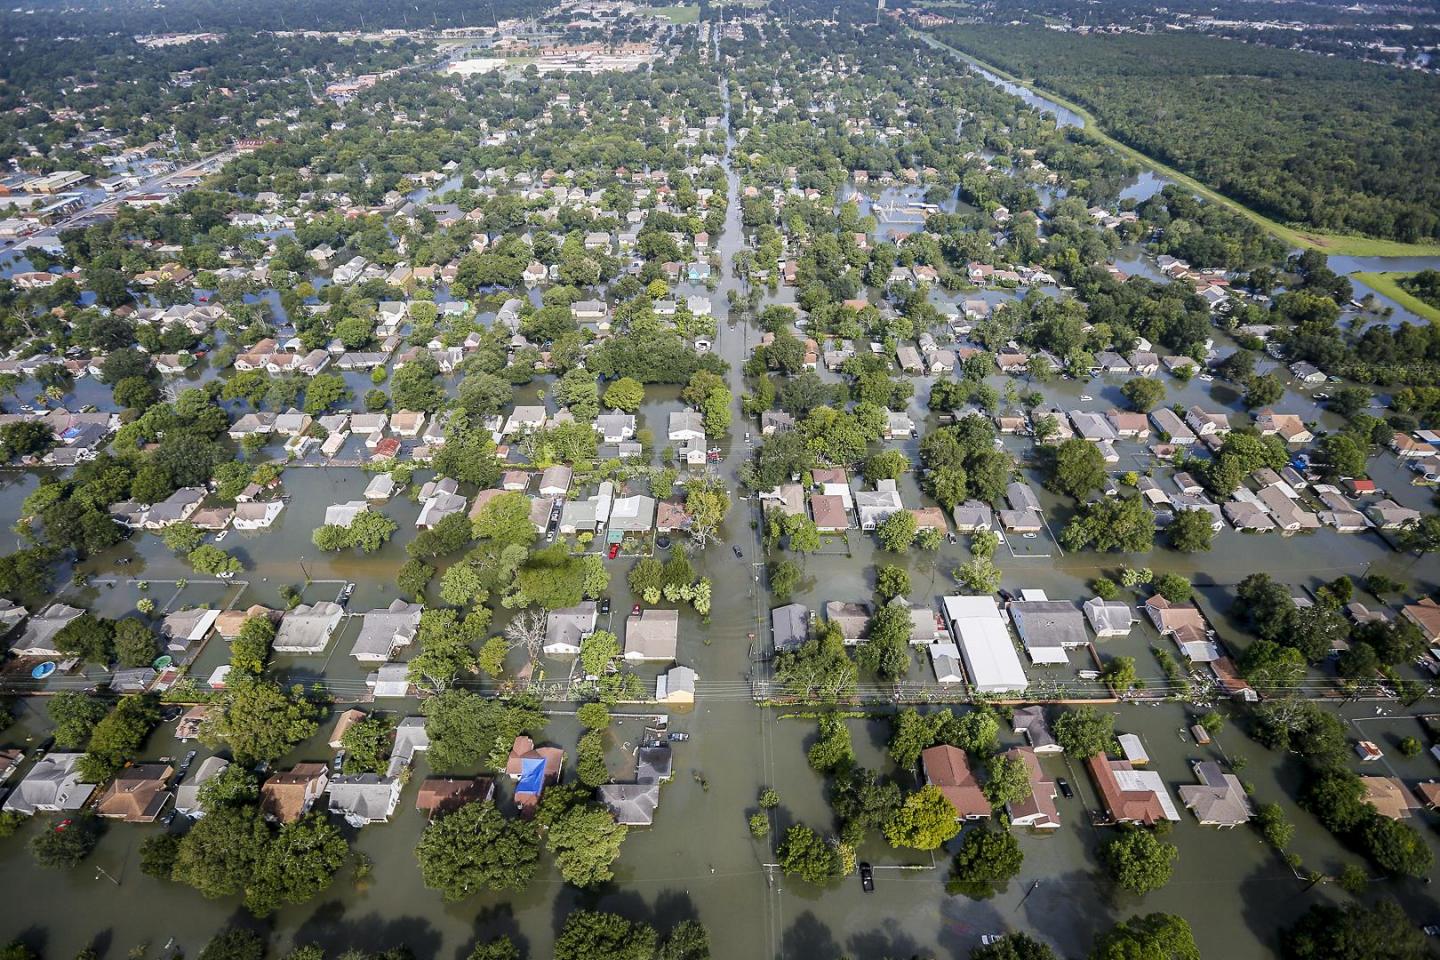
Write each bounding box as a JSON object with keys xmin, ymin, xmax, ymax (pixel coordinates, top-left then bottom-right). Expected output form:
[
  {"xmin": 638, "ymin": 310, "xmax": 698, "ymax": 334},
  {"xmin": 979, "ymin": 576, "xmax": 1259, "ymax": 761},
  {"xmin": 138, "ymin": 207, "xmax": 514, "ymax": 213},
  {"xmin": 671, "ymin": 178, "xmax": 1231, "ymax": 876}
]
[
  {"xmin": 859, "ymin": 862, "xmax": 874, "ymax": 892},
  {"xmin": 599, "ymin": 598, "xmax": 611, "ymax": 615},
  {"xmin": 1057, "ymin": 777, "xmax": 1073, "ymax": 799},
  {"xmin": 732, "ymin": 545, "xmax": 743, "ymax": 559}
]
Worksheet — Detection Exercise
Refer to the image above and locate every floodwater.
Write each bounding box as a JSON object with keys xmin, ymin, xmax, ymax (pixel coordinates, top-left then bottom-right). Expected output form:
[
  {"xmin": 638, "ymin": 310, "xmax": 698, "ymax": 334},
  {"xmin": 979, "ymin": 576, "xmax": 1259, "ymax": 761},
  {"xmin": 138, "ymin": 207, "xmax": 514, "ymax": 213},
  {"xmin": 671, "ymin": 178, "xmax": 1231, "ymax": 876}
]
[{"xmin": 2, "ymin": 64, "xmax": 1440, "ymax": 960}]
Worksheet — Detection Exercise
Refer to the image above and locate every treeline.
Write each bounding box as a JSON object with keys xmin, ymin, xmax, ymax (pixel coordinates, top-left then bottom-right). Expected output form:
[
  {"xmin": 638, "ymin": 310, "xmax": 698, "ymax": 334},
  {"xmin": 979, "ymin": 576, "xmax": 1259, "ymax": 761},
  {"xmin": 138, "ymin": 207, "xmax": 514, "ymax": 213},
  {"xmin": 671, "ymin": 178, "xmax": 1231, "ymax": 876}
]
[{"xmin": 931, "ymin": 25, "xmax": 1440, "ymax": 242}]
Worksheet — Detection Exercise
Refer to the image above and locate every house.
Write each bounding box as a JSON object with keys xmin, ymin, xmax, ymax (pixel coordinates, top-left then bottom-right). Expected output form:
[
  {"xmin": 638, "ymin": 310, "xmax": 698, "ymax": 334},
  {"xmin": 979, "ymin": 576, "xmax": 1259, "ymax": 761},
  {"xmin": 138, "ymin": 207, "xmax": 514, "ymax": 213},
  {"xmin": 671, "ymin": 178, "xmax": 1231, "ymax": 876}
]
[
  {"xmin": 143, "ymin": 486, "xmax": 206, "ymax": 528},
  {"xmin": 656, "ymin": 665, "xmax": 697, "ymax": 704},
  {"xmin": 367, "ymin": 663, "xmax": 411, "ymax": 698},
  {"xmin": 624, "ymin": 609, "xmax": 679, "ymax": 661},
  {"xmin": 595, "ymin": 413, "xmax": 637, "ymax": 444},
  {"xmin": 504, "ymin": 405, "xmax": 548, "ymax": 437},
  {"xmin": 417, "ymin": 477, "xmax": 468, "ymax": 528},
  {"xmin": 885, "ymin": 410, "xmax": 915, "ymax": 439},
  {"xmin": 174, "ymin": 756, "xmax": 228, "ymax": 818},
  {"xmin": 351, "ymin": 600, "xmax": 422, "ymax": 662},
  {"xmin": 327, "ymin": 774, "xmax": 402, "ymax": 826},
  {"xmin": 233, "ymin": 501, "xmax": 284, "ymax": 529},
  {"xmin": 1012, "ymin": 706, "xmax": 1061, "ymax": 753},
  {"xmin": 668, "ymin": 410, "xmax": 706, "ymax": 443},
  {"xmin": 896, "ymin": 345, "xmax": 924, "ymax": 373},
  {"xmin": 324, "ymin": 500, "xmax": 370, "ymax": 528},
  {"xmin": 329, "ymin": 709, "xmax": 368, "ymax": 749},
  {"xmin": 95, "ymin": 764, "xmax": 173, "ymax": 822},
  {"xmin": 1150, "ymin": 408, "xmax": 1196, "ymax": 445},
  {"xmin": 1391, "ymin": 432, "xmax": 1437, "ymax": 460},
  {"xmin": 1144, "ymin": 596, "xmax": 1213, "ymax": 660},
  {"xmin": 1367, "ymin": 499, "xmax": 1421, "ymax": 530},
  {"xmin": 162, "ymin": 607, "xmax": 220, "ymax": 656},
  {"xmin": 609, "ymin": 494, "xmax": 656, "ymax": 533},
  {"xmin": 1086, "ymin": 754, "xmax": 1181, "ymax": 825},
  {"xmin": 1185, "ymin": 407, "xmax": 1230, "ymax": 437},
  {"xmin": 259, "ymin": 763, "xmax": 331, "ymax": 822},
  {"xmin": 760, "ymin": 410, "xmax": 795, "ymax": 435},
  {"xmin": 1005, "ymin": 747, "xmax": 1059, "ymax": 829},
  {"xmin": 1254, "ymin": 410, "xmax": 1313, "ymax": 445},
  {"xmin": 772, "ymin": 603, "xmax": 810, "ymax": 653},
  {"xmin": 540, "ymin": 465, "xmax": 572, "ymax": 497},
  {"xmin": 598, "ymin": 783, "xmax": 662, "ymax": 826},
  {"xmin": 921, "ymin": 745, "xmax": 990, "ymax": 819},
  {"xmin": 273, "ymin": 601, "xmax": 345, "ymax": 654},
  {"xmin": 942, "ymin": 595, "xmax": 1028, "ymax": 694},
  {"xmin": 810, "ymin": 494, "xmax": 850, "ymax": 533},
  {"xmin": 544, "ymin": 602, "xmax": 597, "ymax": 656},
  {"xmin": 1, "ymin": 753, "xmax": 96, "ymax": 814},
  {"xmin": 1083, "ymin": 598, "xmax": 1134, "ymax": 637},
  {"xmin": 8, "ymin": 603, "xmax": 83, "ymax": 657},
  {"xmin": 1290, "ymin": 361, "xmax": 1326, "ymax": 384},
  {"xmin": 1401, "ymin": 598, "xmax": 1440, "ymax": 642},
  {"xmin": 1361, "ymin": 776, "xmax": 1420, "ymax": 820},
  {"xmin": 416, "ymin": 777, "xmax": 494, "ymax": 819},
  {"xmin": 387, "ymin": 717, "xmax": 430, "ymax": 778},
  {"xmin": 952, "ymin": 501, "xmax": 993, "ymax": 533},
  {"xmin": 1107, "ymin": 411, "xmax": 1150, "ymax": 440},
  {"xmin": 825, "ymin": 601, "xmax": 872, "ymax": 645},
  {"xmin": 1010, "ymin": 600, "xmax": 1088, "ymax": 665},
  {"xmin": 856, "ymin": 479, "xmax": 903, "ymax": 531}
]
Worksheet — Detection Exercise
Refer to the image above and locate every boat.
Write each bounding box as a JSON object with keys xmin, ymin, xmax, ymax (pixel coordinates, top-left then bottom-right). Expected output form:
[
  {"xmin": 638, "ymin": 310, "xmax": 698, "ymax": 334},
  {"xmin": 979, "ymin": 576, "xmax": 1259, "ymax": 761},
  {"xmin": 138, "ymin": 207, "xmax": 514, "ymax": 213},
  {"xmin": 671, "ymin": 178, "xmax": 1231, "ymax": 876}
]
[
  {"xmin": 30, "ymin": 661, "xmax": 56, "ymax": 680},
  {"xmin": 667, "ymin": 732, "xmax": 689, "ymax": 742},
  {"xmin": 215, "ymin": 530, "xmax": 228, "ymax": 542},
  {"xmin": 152, "ymin": 655, "xmax": 174, "ymax": 670}
]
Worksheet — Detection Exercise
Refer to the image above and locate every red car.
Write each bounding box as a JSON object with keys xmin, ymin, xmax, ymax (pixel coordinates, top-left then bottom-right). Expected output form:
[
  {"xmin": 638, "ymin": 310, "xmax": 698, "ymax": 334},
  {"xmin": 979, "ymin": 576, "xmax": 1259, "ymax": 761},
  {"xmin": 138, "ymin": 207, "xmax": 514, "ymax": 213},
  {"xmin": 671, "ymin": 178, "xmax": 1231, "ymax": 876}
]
[{"xmin": 607, "ymin": 543, "xmax": 620, "ymax": 559}]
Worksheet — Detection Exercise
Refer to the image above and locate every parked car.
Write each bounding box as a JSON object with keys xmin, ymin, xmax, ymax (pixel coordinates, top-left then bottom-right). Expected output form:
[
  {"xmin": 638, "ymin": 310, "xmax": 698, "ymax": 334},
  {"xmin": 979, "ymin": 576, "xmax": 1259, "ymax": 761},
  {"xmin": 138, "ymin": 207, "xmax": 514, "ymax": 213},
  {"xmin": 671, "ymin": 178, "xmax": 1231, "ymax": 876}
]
[
  {"xmin": 859, "ymin": 862, "xmax": 874, "ymax": 892},
  {"xmin": 599, "ymin": 598, "xmax": 611, "ymax": 615},
  {"xmin": 607, "ymin": 543, "xmax": 621, "ymax": 559},
  {"xmin": 732, "ymin": 545, "xmax": 743, "ymax": 559},
  {"xmin": 1057, "ymin": 777, "xmax": 1073, "ymax": 799}
]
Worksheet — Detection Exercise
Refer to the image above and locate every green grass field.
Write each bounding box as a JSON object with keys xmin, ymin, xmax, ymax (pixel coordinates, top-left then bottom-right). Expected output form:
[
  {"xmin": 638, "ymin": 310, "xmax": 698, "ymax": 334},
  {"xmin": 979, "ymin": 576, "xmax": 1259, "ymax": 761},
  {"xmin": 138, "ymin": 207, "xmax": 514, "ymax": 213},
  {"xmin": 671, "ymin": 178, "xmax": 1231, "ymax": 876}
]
[
  {"xmin": 651, "ymin": 5, "xmax": 700, "ymax": 24},
  {"xmin": 1352, "ymin": 272, "xmax": 1440, "ymax": 324},
  {"xmin": 915, "ymin": 30, "xmax": 1440, "ymax": 260}
]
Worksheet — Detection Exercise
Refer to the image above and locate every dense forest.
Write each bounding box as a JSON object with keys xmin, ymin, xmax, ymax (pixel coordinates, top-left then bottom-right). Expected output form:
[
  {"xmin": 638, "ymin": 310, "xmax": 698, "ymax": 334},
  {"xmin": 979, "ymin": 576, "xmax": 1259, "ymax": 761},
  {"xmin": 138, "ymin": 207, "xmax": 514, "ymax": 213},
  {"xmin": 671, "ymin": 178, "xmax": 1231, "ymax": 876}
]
[{"xmin": 931, "ymin": 25, "xmax": 1440, "ymax": 243}]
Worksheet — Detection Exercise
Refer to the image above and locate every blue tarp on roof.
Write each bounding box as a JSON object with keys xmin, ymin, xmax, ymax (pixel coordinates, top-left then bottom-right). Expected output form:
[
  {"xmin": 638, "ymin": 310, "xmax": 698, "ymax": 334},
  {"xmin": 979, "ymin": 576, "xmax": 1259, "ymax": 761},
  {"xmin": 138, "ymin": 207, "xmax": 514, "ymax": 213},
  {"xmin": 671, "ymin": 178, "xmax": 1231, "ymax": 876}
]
[{"xmin": 515, "ymin": 756, "xmax": 546, "ymax": 796}]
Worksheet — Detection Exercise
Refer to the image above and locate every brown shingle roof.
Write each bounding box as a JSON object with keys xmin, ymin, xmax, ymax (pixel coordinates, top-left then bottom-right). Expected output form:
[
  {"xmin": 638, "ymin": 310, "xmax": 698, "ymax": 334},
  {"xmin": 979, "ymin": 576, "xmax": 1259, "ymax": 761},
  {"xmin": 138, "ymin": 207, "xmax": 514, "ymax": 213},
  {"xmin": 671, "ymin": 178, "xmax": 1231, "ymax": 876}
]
[{"xmin": 921, "ymin": 745, "xmax": 990, "ymax": 818}]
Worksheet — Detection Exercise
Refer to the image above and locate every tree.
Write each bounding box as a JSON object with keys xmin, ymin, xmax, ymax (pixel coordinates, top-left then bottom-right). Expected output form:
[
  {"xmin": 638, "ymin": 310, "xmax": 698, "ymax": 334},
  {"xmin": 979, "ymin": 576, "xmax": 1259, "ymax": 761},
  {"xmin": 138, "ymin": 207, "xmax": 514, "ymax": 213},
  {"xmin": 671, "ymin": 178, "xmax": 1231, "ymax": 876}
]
[
  {"xmin": 171, "ymin": 805, "xmax": 271, "ymax": 898},
  {"xmin": 1061, "ymin": 497, "xmax": 1155, "ymax": 553},
  {"xmin": 603, "ymin": 377, "xmax": 645, "ymax": 412},
  {"xmin": 197, "ymin": 930, "xmax": 266, "ymax": 960},
  {"xmin": 467, "ymin": 939, "xmax": 520, "ymax": 960},
  {"xmin": 577, "ymin": 702, "xmax": 611, "ymax": 730},
  {"xmin": 420, "ymin": 690, "xmax": 544, "ymax": 772},
  {"xmin": 113, "ymin": 617, "xmax": 157, "ymax": 668},
  {"xmin": 1256, "ymin": 803, "xmax": 1294, "ymax": 849},
  {"xmin": 230, "ymin": 614, "xmax": 275, "ymax": 674},
  {"xmin": 47, "ymin": 690, "xmax": 107, "ymax": 749},
  {"xmin": 875, "ymin": 565, "xmax": 911, "ymax": 602},
  {"xmin": 1168, "ymin": 509, "xmax": 1214, "ymax": 552},
  {"xmin": 547, "ymin": 803, "xmax": 628, "ymax": 887},
  {"xmin": 202, "ymin": 677, "xmax": 324, "ymax": 764},
  {"xmin": 776, "ymin": 824, "xmax": 843, "ymax": 884},
  {"xmin": 554, "ymin": 911, "xmax": 658, "ymax": 960},
  {"xmin": 888, "ymin": 708, "xmax": 941, "ymax": 770},
  {"xmin": 30, "ymin": 814, "xmax": 100, "ymax": 868},
  {"xmin": 775, "ymin": 628, "xmax": 858, "ymax": 702},
  {"xmin": 876, "ymin": 510, "xmax": 917, "ymax": 551},
  {"xmin": 946, "ymin": 825, "xmax": 1023, "ymax": 899},
  {"xmin": 302, "ymin": 373, "xmax": 350, "ymax": 415},
  {"xmin": 856, "ymin": 604, "xmax": 912, "ymax": 679},
  {"xmin": 245, "ymin": 814, "xmax": 349, "ymax": 916},
  {"xmin": 1281, "ymin": 899, "xmax": 1425, "ymax": 960},
  {"xmin": 580, "ymin": 630, "xmax": 621, "ymax": 679},
  {"xmin": 1121, "ymin": 378, "xmax": 1165, "ymax": 412},
  {"xmin": 1153, "ymin": 573, "xmax": 1192, "ymax": 603},
  {"xmin": 685, "ymin": 479, "xmax": 731, "ymax": 549},
  {"xmin": 341, "ymin": 715, "xmax": 395, "ymax": 774},
  {"xmin": 1243, "ymin": 372, "xmax": 1285, "ymax": 408},
  {"xmin": 864, "ymin": 449, "xmax": 909, "ymax": 483},
  {"xmin": 576, "ymin": 730, "xmax": 609, "ymax": 787},
  {"xmin": 417, "ymin": 801, "xmax": 541, "ymax": 899},
  {"xmin": 81, "ymin": 694, "xmax": 159, "ymax": 781},
  {"xmin": 984, "ymin": 753, "xmax": 1033, "ymax": 806},
  {"xmin": 54, "ymin": 614, "xmax": 114, "ymax": 665},
  {"xmin": 1102, "ymin": 828, "xmax": 1178, "ymax": 894},
  {"xmin": 808, "ymin": 713, "xmax": 855, "ymax": 773},
  {"xmin": 972, "ymin": 933, "xmax": 1056, "ymax": 960},
  {"xmin": 0, "ymin": 421, "xmax": 55, "ymax": 462},
  {"xmin": 1048, "ymin": 438, "xmax": 1107, "ymax": 499},
  {"xmin": 1089, "ymin": 914, "xmax": 1199, "ymax": 960},
  {"xmin": 769, "ymin": 559, "xmax": 802, "ymax": 601},
  {"xmin": 1239, "ymin": 639, "xmax": 1307, "ymax": 694},
  {"xmin": 188, "ymin": 545, "xmax": 243, "ymax": 576},
  {"xmin": 1360, "ymin": 815, "xmax": 1433, "ymax": 877},
  {"xmin": 884, "ymin": 784, "xmax": 964, "ymax": 850},
  {"xmin": 955, "ymin": 556, "xmax": 1002, "ymax": 594},
  {"xmin": 658, "ymin": 921, "xmax": 711, "ymax": 960},
  {"xmin": 1053, "ymin": 706, "xmax": 1113, "ymax": 759}
]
